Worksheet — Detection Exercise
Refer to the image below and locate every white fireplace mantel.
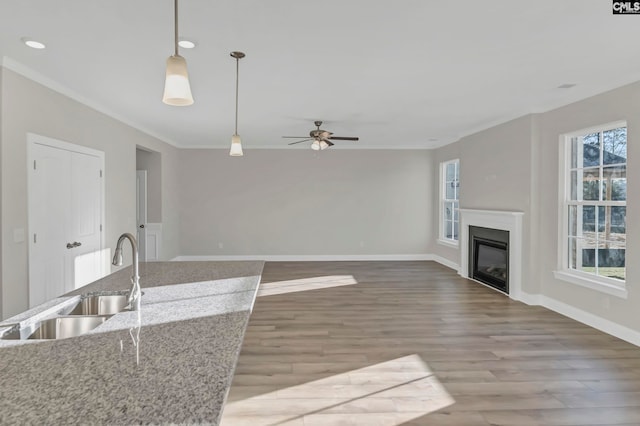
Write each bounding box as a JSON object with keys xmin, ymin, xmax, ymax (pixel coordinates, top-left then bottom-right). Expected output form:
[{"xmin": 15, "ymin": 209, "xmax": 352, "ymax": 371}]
[{"xmin": 459, "ymin": 209, "xmax": 524, "ymax": 301}]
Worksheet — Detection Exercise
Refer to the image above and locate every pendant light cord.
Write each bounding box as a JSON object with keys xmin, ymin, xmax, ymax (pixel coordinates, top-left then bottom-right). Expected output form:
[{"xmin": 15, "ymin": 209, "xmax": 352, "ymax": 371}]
[
  {"xmin": 234, "ymin": 56, "xmax": 239, "ymax": 135},
  {"xmin": 174, "ymin": 0, "xmax": 179, "ymax": 56}
]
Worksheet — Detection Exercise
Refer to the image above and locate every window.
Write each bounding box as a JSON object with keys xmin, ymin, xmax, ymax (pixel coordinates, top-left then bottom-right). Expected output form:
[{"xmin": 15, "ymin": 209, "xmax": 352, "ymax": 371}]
[
  {"xmin": 559, "ymin": 122, "xmax": 627, "ymax": 292},
  {"xmin": 440, "ymin": 159, "xmax": 459, "ymax": 244}
]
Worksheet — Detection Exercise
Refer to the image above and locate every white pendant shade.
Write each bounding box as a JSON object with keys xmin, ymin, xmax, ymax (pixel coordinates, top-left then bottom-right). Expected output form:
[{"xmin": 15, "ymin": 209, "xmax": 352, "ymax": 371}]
[
  {"xmin": 319, "ymin": 140, "xmax": 329, "ymax": 150},
  {"xmin": 162, "ymin": 55, "xmax": 194, "ymax": 106},
  {"xmin": 311, "ymin": 140, "xmax": 321, "ymax": 151},
  {"xmin": 230, "ymin": 134, "xmax": 243, "ymax": 156}
]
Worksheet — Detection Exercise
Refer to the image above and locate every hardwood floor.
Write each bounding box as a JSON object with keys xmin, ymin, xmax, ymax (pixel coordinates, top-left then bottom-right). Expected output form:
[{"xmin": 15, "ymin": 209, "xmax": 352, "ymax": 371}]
[{"xmin": 221, "ymin": 261, "xmax": 640, "ymax": 426}]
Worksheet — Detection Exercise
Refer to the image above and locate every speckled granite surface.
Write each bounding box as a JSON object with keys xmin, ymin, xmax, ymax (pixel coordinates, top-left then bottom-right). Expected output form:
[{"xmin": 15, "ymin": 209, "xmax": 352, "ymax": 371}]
[{"xmin": 0, "ymin": 261, "xmax": 264, "ymax": 425}]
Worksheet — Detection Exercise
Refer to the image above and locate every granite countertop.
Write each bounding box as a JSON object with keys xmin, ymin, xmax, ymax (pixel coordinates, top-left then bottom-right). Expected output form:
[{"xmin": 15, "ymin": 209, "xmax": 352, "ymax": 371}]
[{"xmin": 0, "ymin": 260, "xmax": 264, "ymax": 425}]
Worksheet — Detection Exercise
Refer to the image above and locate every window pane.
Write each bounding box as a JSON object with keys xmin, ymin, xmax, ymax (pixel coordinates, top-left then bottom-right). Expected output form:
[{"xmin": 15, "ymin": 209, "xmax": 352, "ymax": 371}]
[
  {"xmin": 582, "ymin": 133, "xmax": 600, "ymax": 167},
  {"xmin": 568, "ymin": 205, "xmax": 577, "ymax": 236},
  {"xmin": 597, "ymin": 244, "xmax": 625, "ymax": 281},
  {"xmin": 446, "ymin": 163, "xmax": 456, "ymax": 181},
  {"xmin": 582, "ymin": 168, "xmax": 600, "ymax": 201},
  {"xmin": 610, "ymin": 206, "xmax": 626, "ymax": 234},
  {"xmin": 444, "ymin": 202, "xmax": 453, "ymax": 220},
  {"xmin": 582, "ymin": 205, "xmax": 596, "ymax": 233},
  {"xmin": 453, "ymin": 221, "xmax": 459, "ymax": 240},
  {"xmin": 579, "ymin": 236, "xmax": 596, "ymax": 272},
  {"xmin": 603, "ymin": 127, "xmax": 627, "ymax": 165},
  {"xmin": 445, "ymin": 221, "xmax": 453, "ymax": 239},
  {"xmin": 453, "ymin": 202, "xmax": 459, "ymax": 221},
  {"xmin": 602, "ymin": 165, "xmax": 626, "ymax": 201},
  {"xmin": 445, "ymin": 181, "xmax": 455, "ymax": 200},
  {"xmin": 568, "ymin": 237, "xmax": 576, "ymax": 269},
  {"xmin": 570, "ymin": 171, "xmax": 578, "ymax": 200}
]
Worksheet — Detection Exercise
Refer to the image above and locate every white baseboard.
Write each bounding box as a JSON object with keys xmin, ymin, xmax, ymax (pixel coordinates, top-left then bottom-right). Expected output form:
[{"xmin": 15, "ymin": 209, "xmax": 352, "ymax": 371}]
[
  {"xmin": 518, "ymin": 291, "xmax": 543, "ymax": 306},
  {"xmin": 540, "ymin": 295, "xmax": 640, "ymax": 347},
  {"xmin": 172, "ymin": 254, "xmax": 435, "ymax": 262},
  {"xmin": 429, "ymin": 255, "xmax": 460, "ymax": 273}
]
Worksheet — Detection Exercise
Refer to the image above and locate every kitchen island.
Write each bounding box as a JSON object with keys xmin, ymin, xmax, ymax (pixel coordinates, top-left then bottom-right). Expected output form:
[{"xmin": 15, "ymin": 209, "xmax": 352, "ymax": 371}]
[{"xmin": 0, "ymin": 261, "xmax": 264, "ymax": 425}]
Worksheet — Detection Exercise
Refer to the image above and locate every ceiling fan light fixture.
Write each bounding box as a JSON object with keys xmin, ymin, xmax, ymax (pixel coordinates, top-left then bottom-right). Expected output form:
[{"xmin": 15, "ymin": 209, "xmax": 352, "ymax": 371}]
[
  {"xmin": 162, "ymin": 0, "xmax": 194, "ymax": 106},
  {"xmin": 319, "ymin": 140, "xmax": 329, "ymax": 150},
  {"xmin": 162, "ymin": 55, "xmax": 194, "ymax": 106},
  {"xmin": 230, "ymin": 134, "xmax": 244, "ymax": 156},
  {"xmin": 311, "ymin": 140, "xmax": 321, "ymax": 151}
]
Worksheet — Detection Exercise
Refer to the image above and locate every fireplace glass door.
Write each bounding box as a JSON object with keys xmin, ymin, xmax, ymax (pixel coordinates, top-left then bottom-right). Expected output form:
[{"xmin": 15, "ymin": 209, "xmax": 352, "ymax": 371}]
[{"xmin": 473, "ymin": 237, "xmax": 508, "ymax": 293}]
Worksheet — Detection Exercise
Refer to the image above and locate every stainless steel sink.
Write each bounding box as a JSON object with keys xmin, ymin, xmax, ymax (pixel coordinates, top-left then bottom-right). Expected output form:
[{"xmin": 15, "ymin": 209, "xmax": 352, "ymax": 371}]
[
  {"xmin": 1, "ymin": 315, "xmax": 111, "ymax": 340},
  {"xmin": 68, "ymin": 294, "xmax": 129, "ymax": 315}
]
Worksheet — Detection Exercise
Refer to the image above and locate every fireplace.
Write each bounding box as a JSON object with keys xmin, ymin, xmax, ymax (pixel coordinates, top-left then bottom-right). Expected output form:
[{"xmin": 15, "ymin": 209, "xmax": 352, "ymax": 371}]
[
  {"xmin": 459, "ymin": 209, "xmax": 523, "ymax": 301},
  {"xmin": 469, "ymin": 226, "xmax": 509, "ymax": 294}
]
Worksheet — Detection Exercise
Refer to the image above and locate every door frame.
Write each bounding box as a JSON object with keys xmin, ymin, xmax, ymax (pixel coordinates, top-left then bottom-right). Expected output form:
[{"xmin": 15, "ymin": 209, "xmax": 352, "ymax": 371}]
[
  {"xmin": 27, "ymin": 133, "xmax": 106, "ymax": 306},
  {"xmin": 136, "ymin": 169, "xmax": 148, "ymax": 262}
]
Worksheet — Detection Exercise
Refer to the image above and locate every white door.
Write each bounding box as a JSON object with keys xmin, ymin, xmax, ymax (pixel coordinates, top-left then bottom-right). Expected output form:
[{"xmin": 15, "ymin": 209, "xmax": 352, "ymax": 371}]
[
  {"xmin": 28, "ymin": 137, "xmax": 105, "ymax": 308},
  {"xmin": 136, "ymin": 170, "xmax": 148, "ymax": 262},
  {"xmin": 29, "ymin": 144, "xmax": 70, "ymax": 305},
  {"xmin": 70, "ymin": 152, "xmax": 104, "ymax": 289}
]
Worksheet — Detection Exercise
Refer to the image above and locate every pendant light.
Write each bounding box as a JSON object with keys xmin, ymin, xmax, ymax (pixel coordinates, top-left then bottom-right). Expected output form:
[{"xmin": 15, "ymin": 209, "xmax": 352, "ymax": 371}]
[
  {"xmin": 229, "ymin": 51, "xmax": 245, "ymax": 156},
  {"xmin": 162, "ymin": 0, "xmax": 194, "ymax": 106}
]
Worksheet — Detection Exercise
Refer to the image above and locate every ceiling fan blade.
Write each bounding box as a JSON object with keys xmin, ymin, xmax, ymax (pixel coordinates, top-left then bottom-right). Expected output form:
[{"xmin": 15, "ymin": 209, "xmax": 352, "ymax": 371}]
[
  {"xmin": 282, "ymin": 136, "xmax": 310, "ymax": 139},
  {"xmin": 287, "ymin": 138, "xmax": 314, "ymax": 145},
  {"xmin": 328, "ymin": 136, "xmax": 359, "ymax": 141}
]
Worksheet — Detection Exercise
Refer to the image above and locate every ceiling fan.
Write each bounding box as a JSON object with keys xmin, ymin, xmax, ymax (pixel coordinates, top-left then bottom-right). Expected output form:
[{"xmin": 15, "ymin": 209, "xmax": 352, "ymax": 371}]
[{"xmin": 283, "ymin": 121, "xmax": 359, "ymax": 150}]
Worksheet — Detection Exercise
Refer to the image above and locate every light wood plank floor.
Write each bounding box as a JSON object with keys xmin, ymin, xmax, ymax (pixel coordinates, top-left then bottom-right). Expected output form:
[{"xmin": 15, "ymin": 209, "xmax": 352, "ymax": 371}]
[{"xmin": 221, "ymin": 261, "xmax": 640, "ymax": 426}]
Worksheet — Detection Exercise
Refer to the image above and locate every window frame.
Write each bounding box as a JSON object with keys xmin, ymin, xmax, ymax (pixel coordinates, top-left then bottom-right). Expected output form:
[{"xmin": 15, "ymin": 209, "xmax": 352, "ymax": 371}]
[
  {"xmin": 555, "ymin": 120, "xmax": 628, "ymax": 299},
  {"xmin": 438, "ymin": 159, "xmax": 460, "ymax": 247}
]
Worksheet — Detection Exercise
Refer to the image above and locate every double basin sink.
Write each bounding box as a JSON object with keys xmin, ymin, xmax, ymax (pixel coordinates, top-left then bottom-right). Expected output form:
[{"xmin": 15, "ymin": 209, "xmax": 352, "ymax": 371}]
[{"xmin": 0, "ymin": 294, "xmax": 129, "ymax": 340}]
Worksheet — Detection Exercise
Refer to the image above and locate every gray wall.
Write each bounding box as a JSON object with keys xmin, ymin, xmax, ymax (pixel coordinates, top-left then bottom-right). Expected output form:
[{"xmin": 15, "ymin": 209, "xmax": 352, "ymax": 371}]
[
  {"xmin": 136, "ymin": 148, "xmax": 162, "ymax": 223},
  {"xmin": 0, "ymin": 68, "xmax": 181, "ymax": 319},
  {"xmin": 430, "ymin": 83, "xmax": 640, "ymax": 334},
  {"xmin": 178, "ymin": 149, "xmax": 433, "ymax": 256}
]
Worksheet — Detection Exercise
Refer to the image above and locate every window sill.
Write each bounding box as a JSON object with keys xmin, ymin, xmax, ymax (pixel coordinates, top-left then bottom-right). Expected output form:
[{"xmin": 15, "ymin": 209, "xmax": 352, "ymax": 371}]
[
  {"xmin": 437, "ymin": 239, "xmax": 459, "ymax": 249},
  {"xmin": 553, "ymin": 270, "xmax": 628, "ymax": 299}
]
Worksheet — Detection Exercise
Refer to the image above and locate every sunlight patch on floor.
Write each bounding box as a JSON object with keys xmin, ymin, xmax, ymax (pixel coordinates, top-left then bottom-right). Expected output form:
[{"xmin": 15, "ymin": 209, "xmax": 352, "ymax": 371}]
[
  {"xmin": 222, "ymin": 354, "xmax": 455, "ymax": 426},
  {"xmin": 257, "ymin": 275, "xmax": 359, "ymax": 297}
]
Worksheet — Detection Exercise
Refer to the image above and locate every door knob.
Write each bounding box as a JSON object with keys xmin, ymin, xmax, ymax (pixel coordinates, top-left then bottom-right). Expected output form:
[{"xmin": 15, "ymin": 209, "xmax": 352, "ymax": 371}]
[
  {"xmin": 66, "ymin": 243, "xmax": 74, "ymax": 249},
  {"xmin": 139, "ymin": 224, "xmax": 145, "ymax": 229},
  {"xmin": 73, "ymin": 241, "xmax": 82, "ymax": 247}
]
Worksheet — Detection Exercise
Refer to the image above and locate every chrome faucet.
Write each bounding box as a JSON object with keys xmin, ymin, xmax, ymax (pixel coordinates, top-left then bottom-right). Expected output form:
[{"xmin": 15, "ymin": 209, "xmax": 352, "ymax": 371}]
[{"xmin": 112, "ymin": 233, "xmax": 142, "ymax": 311}]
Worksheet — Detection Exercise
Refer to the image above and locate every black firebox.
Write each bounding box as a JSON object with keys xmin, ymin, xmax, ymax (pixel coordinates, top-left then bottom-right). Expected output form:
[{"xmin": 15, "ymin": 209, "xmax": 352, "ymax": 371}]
[{"xmin": 469, "ymin": 226, "xmax": 509, "ymax": 294}]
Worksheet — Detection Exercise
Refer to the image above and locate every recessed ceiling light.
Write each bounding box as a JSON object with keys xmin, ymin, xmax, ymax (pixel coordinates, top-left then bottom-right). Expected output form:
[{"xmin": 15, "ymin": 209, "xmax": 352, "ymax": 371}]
[
  {"xmin": 21, "ymin": 37, "xmax": 46, "ymax": 49},
  {"xmin": 178, "ymin": 39, "xmax": 196, "ymax": 49},
  {"xmin": 557, "ymin": 83, "xmax": 576, "ymax": 89}
]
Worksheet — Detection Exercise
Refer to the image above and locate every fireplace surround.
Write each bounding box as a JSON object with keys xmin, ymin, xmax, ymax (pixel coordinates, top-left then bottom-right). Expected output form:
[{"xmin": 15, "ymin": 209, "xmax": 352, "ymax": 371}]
[{"xmin": 459, "ymin": 209, "xmax": 524, "ymax": 301}]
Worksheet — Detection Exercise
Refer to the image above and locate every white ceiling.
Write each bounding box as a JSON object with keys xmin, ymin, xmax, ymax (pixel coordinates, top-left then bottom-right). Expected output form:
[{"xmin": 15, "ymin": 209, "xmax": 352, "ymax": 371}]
[{"xmin": 1, "ymin": 1, "xmax": 640, "ymax": 149}]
